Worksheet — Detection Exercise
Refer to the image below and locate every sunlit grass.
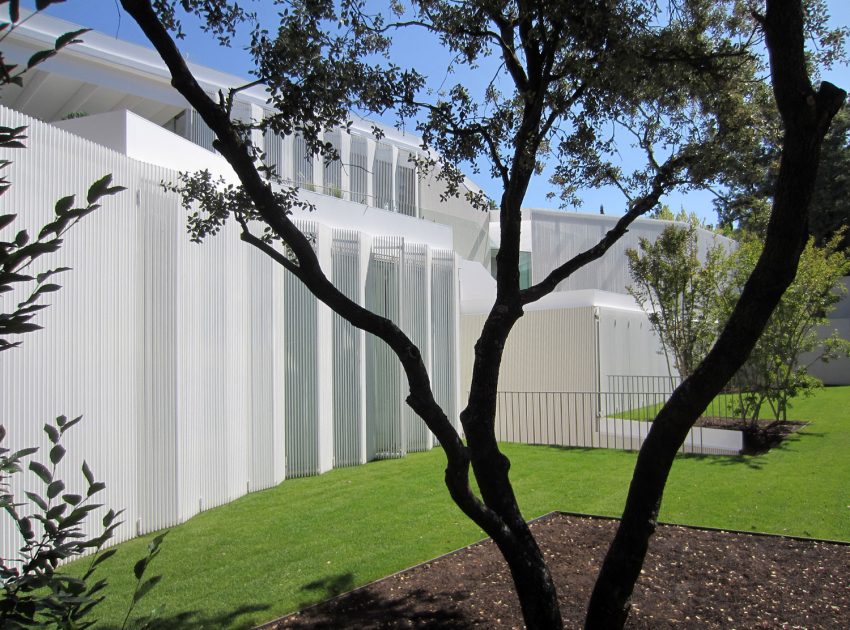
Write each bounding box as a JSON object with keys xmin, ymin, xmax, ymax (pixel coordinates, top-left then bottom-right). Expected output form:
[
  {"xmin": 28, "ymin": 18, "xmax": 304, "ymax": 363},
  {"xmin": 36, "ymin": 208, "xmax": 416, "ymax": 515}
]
[{"xmin": 65, "ymin": 386, "xmax": 850, "ymax": 629}]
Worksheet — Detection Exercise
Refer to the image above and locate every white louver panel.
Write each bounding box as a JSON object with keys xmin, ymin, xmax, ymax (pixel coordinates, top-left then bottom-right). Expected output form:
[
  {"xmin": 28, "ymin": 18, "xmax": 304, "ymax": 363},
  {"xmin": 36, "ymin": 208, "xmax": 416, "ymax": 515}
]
[
  {"xmin": 349, "ymin": 135, "xmax": 369, "ymax": 204},
  {"xmin": 323, "ymin": 130, "xmax": 343, "ymax": 197},
  {"xmin": 331, "ymin": 230, "xmax": 366, "ymax": 467},
  {"xmin": 431, "ymin": 250, "xmax": 461, "ymax": 434},
  {"xmin": 401, "ymin": 242, "xmax": 433, "ymax": 451},
  {"xmin": 395, "ymin": 150, "xmax": 417, "ymax": 217},
  {"xmin": 373, "ymin": 143, "xmax": 393, "ymax": 211},
  {"xmin": 366, "ymin": 237, "xmax": 405, "ymax": 459}
]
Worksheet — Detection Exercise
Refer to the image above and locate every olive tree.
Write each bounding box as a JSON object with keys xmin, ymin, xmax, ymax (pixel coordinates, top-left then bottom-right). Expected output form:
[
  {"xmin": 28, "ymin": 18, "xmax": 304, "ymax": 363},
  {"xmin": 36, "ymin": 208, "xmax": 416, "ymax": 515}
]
[{"xmin": 117, "ymin": 0, "xmax": 845, "ymax": 628}]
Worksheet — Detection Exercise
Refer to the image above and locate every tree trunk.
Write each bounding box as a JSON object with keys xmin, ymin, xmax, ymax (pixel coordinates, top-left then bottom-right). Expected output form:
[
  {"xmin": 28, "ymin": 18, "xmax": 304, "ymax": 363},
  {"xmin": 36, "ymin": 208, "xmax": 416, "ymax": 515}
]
[
  {"xmin": 584, "ymin": 1, "xmax": 846, "ymax": 627},
  {"xmin": 495, "ymin": 524, "xmax": 563, "ymax": 630}
]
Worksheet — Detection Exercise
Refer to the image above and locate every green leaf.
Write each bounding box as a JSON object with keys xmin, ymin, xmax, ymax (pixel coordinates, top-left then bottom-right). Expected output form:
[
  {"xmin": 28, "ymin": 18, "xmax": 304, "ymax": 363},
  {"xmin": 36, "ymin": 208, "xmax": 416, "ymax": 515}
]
[
  {"xmin": 46, "ymin": 503, "xmax": 67, "ymax": 520},
  {"xmin": 54, "ymin": 194, "xmax": 75, "ymax": 215},
  {"xmin": 133, "ymin": 557, "xmax": 148, "ymax": 580},
  {"xmin": 44, "ymin": 423, "xmax": 60, "ymax": 444},
  {"xmin": 60, "ymin": 504, "xmax": 99, "ymax": 529},
  {"xmin": 86, "ymin": 174, "xmax": 114, "ymax": 204},
  {"xmin": 0, "ymin": 213, "xmax": 16, "ymax": 231},
  {"xmin": 29, "ymin": 460, "xmax": 52, "ymax": 484},
  {"xmin": 36, "ymin": 267, "xmax": 71, "ymax": 284},
  {"xmin": 63, "ymin": 493, "xmax": 83, "ymax": 506},
  {"xmin": 81, "ymin": 460, "xmax": 94, "ymax": 486},
  {"xmin": 62, "ymin": 415, "xmax": 83, "ymax": 433},
  {"xmin": 47, "ymin": 479, "xmax": 65, "ymax": 500},
  {"xmin": 87, "ymin": 481, "xmax": 106, "ymax": 497},
  {"xmin": 11, "ymin": 446, "xmax": 38, "ymax": 459},
  {"xmin": 49, "ymin": 444, "xmax": 66, "ymax": 465},
  {"xmin": 14, "ymin": 229, "xmax": 28, "ymax": 246},
  {"xmin": 27, "ymin": 49, "xmax": 55, "ymax": 70},
  {"xmin": 25, "ymin": 491, "xmax": 47, "ymax": 511},
  {"xmin": 54, "ymin": 28, "xmax": 90, "ymax": 50},
  {"xmin": 1, "ymin": 272, "xmax": 34, "ymax": 283},
  {"xmin": 133, "ymin": 575, "xmax": 162, "ymax": 603},
  {"xmin": 88, "ymin": 549, "xmax": 116, "ymax": 570}
]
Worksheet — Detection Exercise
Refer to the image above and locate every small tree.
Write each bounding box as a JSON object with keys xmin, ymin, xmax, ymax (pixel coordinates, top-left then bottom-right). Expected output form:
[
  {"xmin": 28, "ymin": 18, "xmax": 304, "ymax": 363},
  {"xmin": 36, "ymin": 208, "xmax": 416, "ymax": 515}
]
[
  {"xmin": 723, "ymin": 231, "xmax": 850, "ymax": 424},
  {"xmin": 626, "ymin": 224, "xmax": 726, "ymax": 381}
]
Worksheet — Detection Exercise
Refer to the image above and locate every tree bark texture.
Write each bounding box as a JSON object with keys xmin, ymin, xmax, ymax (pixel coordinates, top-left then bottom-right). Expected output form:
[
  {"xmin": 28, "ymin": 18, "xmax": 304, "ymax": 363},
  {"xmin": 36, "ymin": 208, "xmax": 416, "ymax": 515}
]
[{"xmin": 584, "ymin": 1, "xmax": 846, "ymax": 627}]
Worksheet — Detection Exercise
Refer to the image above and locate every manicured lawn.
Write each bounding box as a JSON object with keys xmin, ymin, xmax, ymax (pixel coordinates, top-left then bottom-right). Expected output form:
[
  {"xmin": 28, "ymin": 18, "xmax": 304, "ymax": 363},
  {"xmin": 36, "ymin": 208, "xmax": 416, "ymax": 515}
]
[{"xmin": 68, "ymin": 386, "xmax": 850, "ymax": 629}]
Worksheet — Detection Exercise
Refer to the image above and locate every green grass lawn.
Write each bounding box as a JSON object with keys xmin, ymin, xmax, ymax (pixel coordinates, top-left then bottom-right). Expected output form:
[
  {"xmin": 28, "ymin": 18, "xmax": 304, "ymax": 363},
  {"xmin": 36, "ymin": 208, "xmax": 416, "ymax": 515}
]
[{"xmin": 66, "ymin": 386, "xmax": 850, "ymax": 629}]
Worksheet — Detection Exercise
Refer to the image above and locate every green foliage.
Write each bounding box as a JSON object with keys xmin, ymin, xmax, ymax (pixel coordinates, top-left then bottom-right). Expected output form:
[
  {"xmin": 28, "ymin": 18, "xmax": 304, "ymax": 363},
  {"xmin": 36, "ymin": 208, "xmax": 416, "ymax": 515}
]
[
  {"xmin": 809, "ymin": 108, "xmax": 850, "ymax": 251},
  {"xmin": 627, "ymin": 224, "xmax": 727, "ymax": 379},
  {"xmin": 629, "ymin": 223, "xmax": 850, "ymax": 422},
  {"xmin": 721, "ymin": 231, "xmax": 850, "ymax": 421},
  {"xmin": 1, "ymin": 417, "xmax": 121, "ymax": 628},
  {"xmin": 0, "ymin": 420, "xmax": 166, "ymax": 630}
]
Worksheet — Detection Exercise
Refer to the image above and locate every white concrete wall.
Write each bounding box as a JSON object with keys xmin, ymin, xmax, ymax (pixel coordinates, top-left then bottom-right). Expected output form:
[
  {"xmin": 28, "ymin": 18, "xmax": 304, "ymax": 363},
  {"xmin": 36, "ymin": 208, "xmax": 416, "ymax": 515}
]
[{"xmin": 0, "ymin": 106, "xmax": 461, "ymax": 560}]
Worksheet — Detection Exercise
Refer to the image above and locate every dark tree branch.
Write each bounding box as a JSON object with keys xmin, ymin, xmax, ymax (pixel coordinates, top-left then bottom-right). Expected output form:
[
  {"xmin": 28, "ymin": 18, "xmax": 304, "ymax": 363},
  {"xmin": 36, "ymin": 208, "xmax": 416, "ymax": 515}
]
[
  {"xmin": 119, "ymin": 0, "xmax": 511, "ymax": 545},
  {"xmin": 520, "ymin": 153, "xmax": 692, "ymax": 305}
]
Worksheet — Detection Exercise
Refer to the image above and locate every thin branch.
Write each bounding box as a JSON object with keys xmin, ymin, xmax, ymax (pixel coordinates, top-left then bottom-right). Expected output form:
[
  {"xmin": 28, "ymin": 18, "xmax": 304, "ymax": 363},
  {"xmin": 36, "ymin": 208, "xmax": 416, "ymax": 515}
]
[{"xmin": 521, "ymin": 153, "xmax": 693, "ymax": 305}]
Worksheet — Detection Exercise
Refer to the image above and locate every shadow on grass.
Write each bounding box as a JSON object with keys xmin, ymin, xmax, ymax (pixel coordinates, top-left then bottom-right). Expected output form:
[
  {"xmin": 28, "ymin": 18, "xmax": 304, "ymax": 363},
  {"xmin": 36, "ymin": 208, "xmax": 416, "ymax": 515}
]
[
  {"xmin": 298, "ymin": 572, "xmax": 356, "ymax": 607},
  {"xmin": 98, "ymin": 603, "xmax": 271, "ymax": 630},
  {"xmin": 260, "ymin": 583, "xmax": 474, "ymax": 629}
]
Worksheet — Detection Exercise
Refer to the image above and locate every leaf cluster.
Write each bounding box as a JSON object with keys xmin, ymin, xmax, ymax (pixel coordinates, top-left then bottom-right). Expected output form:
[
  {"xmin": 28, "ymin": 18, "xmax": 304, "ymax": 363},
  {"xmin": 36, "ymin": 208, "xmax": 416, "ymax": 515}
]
[
  {"xmin": 0, "ymin": 174, "xmax": 125, "ymax": 351},
  {"xmin": 0, "ymin": 417, "xmax": 121, "ymax": 628},
  {"xmin": 163, "ymin": 168, "xmax": 314, "ymax": 248}
]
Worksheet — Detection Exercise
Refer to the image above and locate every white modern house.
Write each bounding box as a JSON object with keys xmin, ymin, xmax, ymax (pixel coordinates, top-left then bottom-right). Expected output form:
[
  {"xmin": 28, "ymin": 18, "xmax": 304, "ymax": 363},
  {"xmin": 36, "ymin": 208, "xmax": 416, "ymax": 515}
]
[
  {"xmin": 0, "ymin": 12, "xmax": 484, "ymax": 555},
  {"xmin": 2, "ymin": 12, "xmax": 842, "ymax": 561}
]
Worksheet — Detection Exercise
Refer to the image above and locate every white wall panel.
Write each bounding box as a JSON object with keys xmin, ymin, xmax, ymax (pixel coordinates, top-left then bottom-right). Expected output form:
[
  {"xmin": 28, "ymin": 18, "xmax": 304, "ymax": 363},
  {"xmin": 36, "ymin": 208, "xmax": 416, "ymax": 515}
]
[
  {"xmin": 401, "ymin": 242, "xmax": 432, "ymax": 451},
  {"xmin": 0, "ymin": 105, "xmax": 464, "ymax": 562},
  {"xmin": 366, "ymin": 237, "xmax": 405, "ymax": 459},
  {"xmin": 331, "ymin": 230, "xmax": 366, "ymax": 467},
  {"xmin": 529, "ymin": 210, "xmax": 734, "ymax": 295},
  {"xmin": 431, "ymin": 250, "xmax": 460, "ymax": 433}
]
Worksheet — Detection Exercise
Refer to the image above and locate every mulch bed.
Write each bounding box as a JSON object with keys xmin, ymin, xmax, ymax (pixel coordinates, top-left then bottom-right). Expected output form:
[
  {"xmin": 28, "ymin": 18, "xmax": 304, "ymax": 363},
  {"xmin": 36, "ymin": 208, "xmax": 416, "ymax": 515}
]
[{"xmin": 263, "ymin": 513, "xmax": 849, "ymax": 629}]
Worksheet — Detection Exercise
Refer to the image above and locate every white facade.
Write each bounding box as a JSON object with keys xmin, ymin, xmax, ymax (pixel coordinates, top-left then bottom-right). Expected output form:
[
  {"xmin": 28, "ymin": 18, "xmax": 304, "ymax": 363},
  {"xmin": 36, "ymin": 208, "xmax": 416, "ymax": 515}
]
[{"xmin": 0, "ymin": 14, "xmax": 470, "ymax": 558}]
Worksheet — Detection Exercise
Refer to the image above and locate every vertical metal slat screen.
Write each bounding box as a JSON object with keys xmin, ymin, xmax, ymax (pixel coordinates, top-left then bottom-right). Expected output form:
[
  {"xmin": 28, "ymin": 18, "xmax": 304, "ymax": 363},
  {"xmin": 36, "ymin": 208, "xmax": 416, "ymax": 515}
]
[
  {"xmin": 323, "ymin": 130, "xmax": 343, "ymax": 196},
  {"xmin": 373, "ymin": 143, "xmax": 393, "ymax": 211},
  {"xmin": 395, "ymin": 150, "xmax": 417, "ymax": 217},
  {"xmin": 366, "ymin": 237, "xmax": 405, "ymax": 459},
  {"xmin": 284, "ymin": 221, "xmax": 320, "ymax": 477},
  {"xmin": 431, "ymin": 250, "xmax": 459, "ymax": 435},
  {"xmin": 262, "ymin": 111, "xmax": 285, "ymax": 181},
  {"xmin": 292, "ymin": 134, "xmax": 314, "ymax": 187},
  {"xmin": 349, "ymin": 135, "xmax": 368, "ymax": 204},
  {"xmin": 402, "ymin": 243, "xmax": 432, "ymax": 451},
  {"xmin": 331, "ymin": 230, "xmax": 363, "ymax": 467}
]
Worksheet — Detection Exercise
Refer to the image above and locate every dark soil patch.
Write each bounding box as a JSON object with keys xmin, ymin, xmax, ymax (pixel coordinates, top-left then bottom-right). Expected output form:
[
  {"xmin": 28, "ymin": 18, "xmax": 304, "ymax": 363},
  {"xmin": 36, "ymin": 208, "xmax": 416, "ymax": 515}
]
[
  {"xmin": 262, "ymin": 513, "xmax": 849, "ymax": 629},
  {"xmin": 696, "ymin": 417, "xmax": 807, "ymax": 454}
]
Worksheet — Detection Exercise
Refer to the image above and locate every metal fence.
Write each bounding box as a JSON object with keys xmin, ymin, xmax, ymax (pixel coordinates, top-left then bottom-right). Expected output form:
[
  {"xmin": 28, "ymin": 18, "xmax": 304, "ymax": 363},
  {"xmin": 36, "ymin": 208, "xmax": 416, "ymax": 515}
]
[{"xmin": 486, "ymin": 390, "xmax": 742, "ymax": 456}]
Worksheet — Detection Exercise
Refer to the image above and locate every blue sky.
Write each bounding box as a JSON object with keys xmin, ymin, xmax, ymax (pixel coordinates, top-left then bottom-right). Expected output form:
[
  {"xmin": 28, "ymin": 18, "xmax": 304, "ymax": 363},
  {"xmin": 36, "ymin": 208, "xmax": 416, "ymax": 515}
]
[{"xmin": 20, "ymin": 0, "xmax": 850, "ymax": 225}]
